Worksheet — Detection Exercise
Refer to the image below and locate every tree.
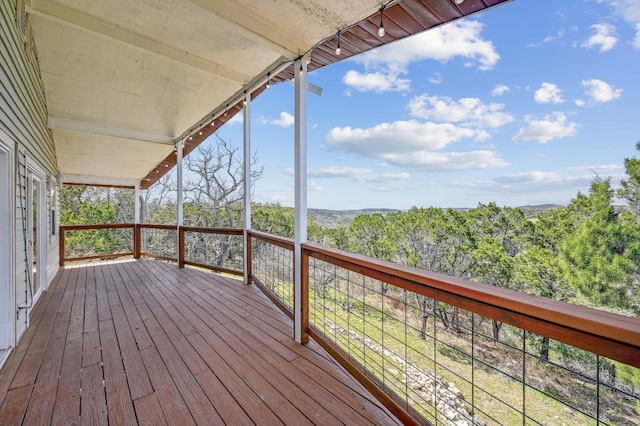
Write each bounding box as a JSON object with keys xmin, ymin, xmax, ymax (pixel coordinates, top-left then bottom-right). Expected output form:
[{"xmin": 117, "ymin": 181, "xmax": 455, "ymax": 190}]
[
  {"xmin": 618, "ymin": 141, "xmax": 640, "ymax": 217},
  {"xmin": 561, "ymin": 177, "xmax": 637, "ymax": 311},
  {"xmin": 184, "ymin": 134, "xmax": 263, "ymax": 228}
]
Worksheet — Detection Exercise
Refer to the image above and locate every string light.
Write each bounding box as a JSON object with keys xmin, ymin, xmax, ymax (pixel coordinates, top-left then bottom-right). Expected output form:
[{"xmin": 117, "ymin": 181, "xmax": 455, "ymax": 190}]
[
  {"xmin": 243, "ymin": 90, "xmax": 247, "ymax": 106},
  {"xmin": 198, "ymin": 128, "xmax": 202, "ymax": 136},
  {"xmin": 189, "ymin": 132, "xmax": 193, "ymax": 141},
  {"xmin": 454, "ymin": 0, "xmax": 465, "ymax": 4},
  {"xmin": 335, "ymin": 30, "xmax": 341, "ymax": 55},
  {"xmin": 210, "ymin": 116, "xmax": 215, "ymax": 126},
  {"xmin": 266, "ymin": 73, "xmax": 271, "ymax": 89},
  {"xmin": 377, "ymin": 5, "xmax": 385, "ymax": 37},
  {"xmin": 224, "ymin": 104, "xmax": 228, "ymax": 116}
]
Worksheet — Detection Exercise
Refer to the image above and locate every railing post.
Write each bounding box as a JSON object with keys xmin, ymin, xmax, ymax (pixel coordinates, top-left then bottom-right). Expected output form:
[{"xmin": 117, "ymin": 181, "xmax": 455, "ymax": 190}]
[
  {"xmin": 178, "ymin": 226, "xmax": 185, "ymax": 268},
  {"xmin": 301, "ymin": 246, "xmax": 309, "ymax": 344},
  {"xmin": 246, "ymin": 231, "xmax": 252, "ymax": 284},
  {"xmin": 134, "ymin": 224, "xmax": 141, "ymax": 259},
  {"xmin": 59, "ymin": 226, "xmax": 65, "ymax": 266}
]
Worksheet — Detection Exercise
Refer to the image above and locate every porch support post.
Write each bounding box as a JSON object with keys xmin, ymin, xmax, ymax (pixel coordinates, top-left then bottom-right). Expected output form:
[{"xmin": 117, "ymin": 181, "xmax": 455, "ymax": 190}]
[
  {"xmin": 177, "ymin": 141, "xmax": 184, "ymax": 227},
  {"xmin": 294, "ymin": 56, "xmax": 309, "ymax": 344},
  {"xmin": 177, "ymin": 141, "xmax": 184, "ymax": 267},
  {"xmin": 243, "ymin": 91, "xmax": 252, "ymax": 285},
  {"xmin": 134, "ymin": 183, "xmax": 140, "ymax": 224}
]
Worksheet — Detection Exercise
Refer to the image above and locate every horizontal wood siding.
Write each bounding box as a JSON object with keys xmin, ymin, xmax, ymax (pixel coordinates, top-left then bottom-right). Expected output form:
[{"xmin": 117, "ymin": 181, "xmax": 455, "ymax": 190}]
[{"xmin": 1, "ymin": 0, "xmax": 59, "ymax": 343}]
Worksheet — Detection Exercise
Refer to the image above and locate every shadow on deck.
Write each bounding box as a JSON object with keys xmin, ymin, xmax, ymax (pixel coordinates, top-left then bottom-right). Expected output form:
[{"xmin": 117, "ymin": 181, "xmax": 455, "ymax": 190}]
[{"xmin": 0, "ymin": 259, "xmax": 401, "ymax": 425}]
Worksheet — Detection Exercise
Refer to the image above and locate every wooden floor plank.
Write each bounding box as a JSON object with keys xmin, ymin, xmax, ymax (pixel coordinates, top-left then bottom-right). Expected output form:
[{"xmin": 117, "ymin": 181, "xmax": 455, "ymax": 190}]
[
  {"xmin": 22, "ymin": 266, "xmax": 79, "ymax": 425},
  {"xmin": 133, "ymin": 393, "xmax": 167, "ymax": 426},
  {"xmin": 0, "ymin": 268, "xmax": 62, "ymax": 407},
  {"xmin": 0, "ymin": 385, "xmax": 32, "ymax": 425},
  {"xmin": 99, "ymin": 319, "xmax": 137, "ymax": 425},
  {"xmin": 0, "ymin": 260, "xmax": 403, "ymax": 426},
  {"xmin": 139, "ymin": 347, "xmax": 195, "ymax": 426},
  {"xmin": 135, "ymin": 303, "xmax": 226, "ymax": 425},
  {"xmin": 80, "ymin": 362, "xmax": 108, "ymax": 425},
  {"xmin": 110, "ymin": 303, "xmax": 153, "ymax": 401}
]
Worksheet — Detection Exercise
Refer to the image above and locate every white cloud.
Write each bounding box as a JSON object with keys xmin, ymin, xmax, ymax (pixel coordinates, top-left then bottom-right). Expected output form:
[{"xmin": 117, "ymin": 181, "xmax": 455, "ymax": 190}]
[
  {"xmin": 325, "ymin": 120, "xmax": 507, "ymax": 172},
  {"xmin": 382, "ymin": 151, "xmax": 509, "ymax": 171},
  {"xmin": 408, "ymin": 95, "xmax": 514, "ymax": 129},
  {"xmin": 582, "ymin": 23, "xmax": 618, "ymax": 52},
  {"xmin": 534, "ymin": 82, "xmax": 565, "ymax": 104},
  {"xmin": 575, "ymin": 99, "xmax": 586, "ymax": 107},
  {"xmin": 601, "ymin": 1, "xmax": 640, "ymax": 48},
  {"xmin": 326, "ymin": 120, "xmax": 483, "ymax": 156},
  {"xmin": 492, "ymin": 84, "xmax": 510, "ymax": 97},
  {"xmin": 271, "ymin": 111, "xmax": 295, "ymax": 128},
  {"xmin": 286, "ymin": 166, "xmax": 410, "ymax": 183},
  {"xmin": 355, "ymin": 20, "xmax": 500, "ymax": 71},
  {"xmin": 429, "ymin": 72, "xmax": 443, "ymax": 84},
  {"xmin": 512, "ymin": 112, "xmax": 578, "ymax": 144},
  {"xmin": 342, "ymin": 70, "xmax": 410, "ymax": 93},
  {"xmin": 308, "ymin": 180, "xmax": 323, "ymax": 191},
  {"xmin": 581, "ymin": 79, "xmax": 623, "ymax": 103},
  {"xmin": 226, "ymin": 113, "xmax": 243, "ymax": 125}
]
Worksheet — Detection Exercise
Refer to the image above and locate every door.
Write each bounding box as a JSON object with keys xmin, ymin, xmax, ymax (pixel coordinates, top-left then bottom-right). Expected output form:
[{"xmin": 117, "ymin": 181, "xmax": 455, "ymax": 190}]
[
  {"xmin": 0, "ymin": 140, "xmax": 14, "ymax": 365},
  {"xmin": 27, "ymin": 170, "xmax": 44, "ymax": 304}
]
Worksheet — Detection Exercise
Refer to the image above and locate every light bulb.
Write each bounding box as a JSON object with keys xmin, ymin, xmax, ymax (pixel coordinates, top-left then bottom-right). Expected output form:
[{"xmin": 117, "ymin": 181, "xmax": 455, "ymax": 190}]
[
  {"xmin": 210, "ymin": 118, "xmax": 215, "ymax": 126},
  {"xmin": 224, "ymin": 105, "xmax": 228, "ymax": 116},
  {"xmin": 199, "ymin": 129, "xmax": 202, "ymax": 136},
  {"xmin": 378, "ymin": 24, "xmax": 385, "ymax": 37},
  {"xmin": 189, "ymin": 134, "xmax": 193, "ymax": 141},
  {"xmin": 335, "ymin": 45, "xmax": 341, "ymax": 55},
  {"xmin": 243, "ymin": 91, "xmax": 247, "ymax": 105},
  {"xmin": 454, "ymin": 0, "xmax": 464, "ymax": 4},
  {"xmin": 266, "ymin": 73, "xmax": 271, "ymax": 89}
]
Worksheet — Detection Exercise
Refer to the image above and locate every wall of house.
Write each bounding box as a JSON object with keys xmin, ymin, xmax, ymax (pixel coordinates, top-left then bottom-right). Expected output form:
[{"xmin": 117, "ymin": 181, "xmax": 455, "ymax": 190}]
[{"xmin": 1, "ymin": 0, "xmax": 59, "ymax": 344}]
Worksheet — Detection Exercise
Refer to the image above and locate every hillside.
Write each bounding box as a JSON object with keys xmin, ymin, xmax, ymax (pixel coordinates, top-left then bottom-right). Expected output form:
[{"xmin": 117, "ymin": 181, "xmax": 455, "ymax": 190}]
[{"xmin": 309, "ymin": 205, "xmax": 560, "ymax": 227}]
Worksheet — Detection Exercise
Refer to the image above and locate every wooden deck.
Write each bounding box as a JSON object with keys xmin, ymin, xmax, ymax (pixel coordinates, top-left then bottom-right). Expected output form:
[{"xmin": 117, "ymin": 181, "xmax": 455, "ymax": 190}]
[{"xmin": 0, "ymin": 259, "xmax": 401, "ymax": 425}]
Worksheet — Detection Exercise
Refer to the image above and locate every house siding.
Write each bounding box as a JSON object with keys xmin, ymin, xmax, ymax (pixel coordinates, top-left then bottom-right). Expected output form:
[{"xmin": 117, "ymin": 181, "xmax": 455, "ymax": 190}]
[{"xmin": 1, "ymin": 0, "xmax": 59, "ymax": 343}]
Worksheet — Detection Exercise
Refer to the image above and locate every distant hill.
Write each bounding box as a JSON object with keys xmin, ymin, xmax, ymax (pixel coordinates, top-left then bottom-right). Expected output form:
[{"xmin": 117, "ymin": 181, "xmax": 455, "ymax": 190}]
[
  {"xmin": 309, "ymin": 208, "xmax": 398, "ymax": 227},
  {"xmin": 308, "ymin": 204, "xmax": 561, "ymax": 227}
]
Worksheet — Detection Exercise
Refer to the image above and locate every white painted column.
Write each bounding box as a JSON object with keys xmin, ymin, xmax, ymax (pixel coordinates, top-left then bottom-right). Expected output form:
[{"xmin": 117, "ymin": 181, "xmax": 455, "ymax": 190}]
[
  {"xmin": 177, "ymin": 141, "xmax": 184, "ymax": 227},
  {"xmin": 134, "ymin": 184, "xmax": 140, "ymax": 224},
  {"xmin": 243, "ymin": 91, "xmax": 251, "ymax": 285},
  {"xmin": 294, "ymin": 57, "xmax": 308, "ymax": 343}
]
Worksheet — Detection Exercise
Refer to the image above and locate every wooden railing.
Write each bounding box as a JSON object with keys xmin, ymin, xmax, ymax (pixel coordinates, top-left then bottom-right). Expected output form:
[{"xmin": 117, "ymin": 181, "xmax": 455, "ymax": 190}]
[
  {"xmin": 300, "ymin": 242, "xmax": 640, "ymax": 425},
  {"xmin": 179, "ymin": 226, "xmax": 244, "ymax": 276},
  {"xmin": 59, "ymin": 225, "xmax": 640, "ymax": 424},
  {"xmin": 59, "ymin": 223, "xmax": 135, "ymax": 266}
]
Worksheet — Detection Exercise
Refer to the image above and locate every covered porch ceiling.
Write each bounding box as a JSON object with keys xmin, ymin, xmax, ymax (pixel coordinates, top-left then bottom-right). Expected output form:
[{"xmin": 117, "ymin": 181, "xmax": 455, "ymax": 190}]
[{"xmin": 26, "ymin": 0, "xmax": 511, "ymax": 189}]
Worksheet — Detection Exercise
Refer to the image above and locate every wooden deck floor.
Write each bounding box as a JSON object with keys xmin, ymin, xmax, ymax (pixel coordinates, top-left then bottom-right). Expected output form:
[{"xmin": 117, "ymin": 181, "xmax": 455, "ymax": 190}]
[{"xmin": 0, "ymin": 259, "xmax": 401, "ymax": 425}]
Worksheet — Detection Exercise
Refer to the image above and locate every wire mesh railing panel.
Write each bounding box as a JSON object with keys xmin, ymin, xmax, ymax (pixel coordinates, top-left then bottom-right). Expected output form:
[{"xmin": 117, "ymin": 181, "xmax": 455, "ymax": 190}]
[
  {"xmin": 184, "ymin": 231, "xmax": 243, "ymax": 274},
  {"xmin": 140, "ymin": 227, "xmax": 177, "ymax": 260},
  {"xmin": 63, "ymin": 227, "xmax": 133, "ymax": 260},
  {"xmin": 250, "ymin": 237, "xmax": 294, "ymax": 311},
  {"xmin": 307, "ymin": 255, "xmax": 640, "ymax": 425}
]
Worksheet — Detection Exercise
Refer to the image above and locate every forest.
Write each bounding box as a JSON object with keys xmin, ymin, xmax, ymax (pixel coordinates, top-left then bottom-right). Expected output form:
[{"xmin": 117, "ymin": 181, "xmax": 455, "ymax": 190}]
[{"xmin": 60, "ymin": 139, "xmax": 640, "ymax": 423}]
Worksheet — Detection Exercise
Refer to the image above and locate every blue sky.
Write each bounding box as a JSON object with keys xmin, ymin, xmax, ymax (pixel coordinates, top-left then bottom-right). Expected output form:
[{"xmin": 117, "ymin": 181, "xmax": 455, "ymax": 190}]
[{"xmin": 209, "ymin": 0, "xmax": 640, "ymax": 210}]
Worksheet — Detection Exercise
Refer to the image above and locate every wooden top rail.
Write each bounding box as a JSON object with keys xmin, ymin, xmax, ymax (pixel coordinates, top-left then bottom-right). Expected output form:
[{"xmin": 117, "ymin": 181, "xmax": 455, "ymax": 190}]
[
  {"xmin": 60, "ymin": 223, "xmax": 135, "ymax": 231},
  {"xmin": 182, "ymin": 226, "xmax": 243, "ymax": 235},
  {"xmin": 138, "ymin": 224, "xmax": 176, "ymax": 230},
  {"xmin": 302, "ymin": 242, "xmax": 640, "ymax": 369},
  {"xmin": 247, "ymin": 230, "xmax": 294, "ymax": 250}
]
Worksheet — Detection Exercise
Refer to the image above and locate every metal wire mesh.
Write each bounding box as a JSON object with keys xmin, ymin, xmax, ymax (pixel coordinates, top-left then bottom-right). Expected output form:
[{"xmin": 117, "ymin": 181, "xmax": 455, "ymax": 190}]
[
  {"xmin": 63, "ymin": 227, "xmax": 133, "ymax": 260},
  {"xmin": 184, "ymin": 231, "xmax": 243, "ymax": 273},
  {"xmin": 141, "ymin": 227, "xmax": 177, "ymax": 260},
  {"xmin": 308, "ymin": 256, "xmax": 640, "ymax": 425},
  {"xmin": 250, "ymin": 237, "xmax": 294, "ymax": 312}
]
